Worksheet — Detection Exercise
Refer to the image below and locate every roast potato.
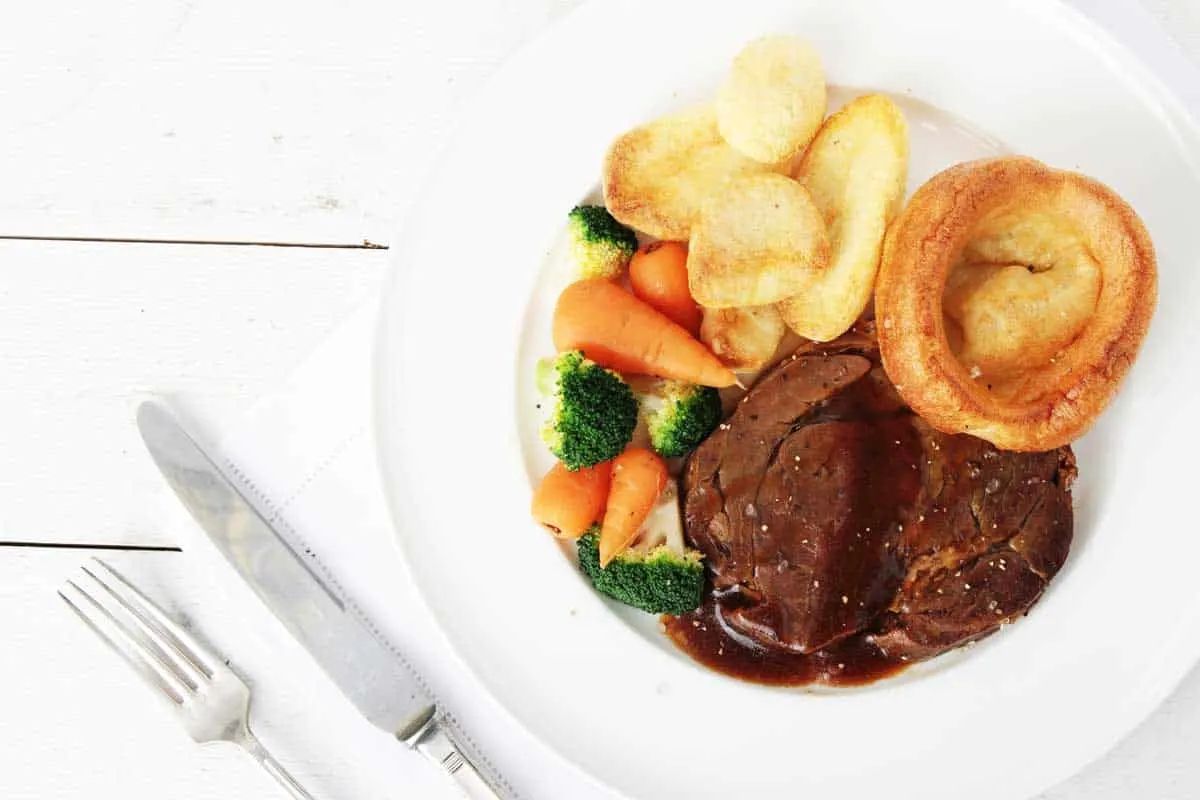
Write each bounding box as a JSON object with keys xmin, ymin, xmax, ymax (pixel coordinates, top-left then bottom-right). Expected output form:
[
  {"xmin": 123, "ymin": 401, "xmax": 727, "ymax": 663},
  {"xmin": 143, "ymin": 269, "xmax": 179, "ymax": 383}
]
[
  {"xmin": 700, "ymin": 304, "xmax": 786, "ymax": 372},
  {"xmin": 777, "ymin": 94, "xmax": 908, "ymax": 341},
  {"xmin": 688, "ymin": 173, "xmax": 829, "ymax": 309},
  {"xmin": 603, "ymin": 106, "xmax": 773, "ymax": 241},
  {"xmin": 716, "ymin": 35, "xmax": 826, "ymax": 164}
]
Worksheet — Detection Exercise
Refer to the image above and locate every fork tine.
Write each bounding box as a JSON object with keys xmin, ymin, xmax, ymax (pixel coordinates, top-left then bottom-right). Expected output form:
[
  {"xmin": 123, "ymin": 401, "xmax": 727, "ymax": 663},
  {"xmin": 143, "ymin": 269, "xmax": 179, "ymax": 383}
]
[
  {"xmin": 59, "ymin": 580, "xmax": 188, "ymax": 705},
  {"xmin": 84, "ymin": 559, "xmax": 214, "ymax": 680},
  {"xmin": 74, "ymin": 564, "xmax": 203, "ymax": 692}
]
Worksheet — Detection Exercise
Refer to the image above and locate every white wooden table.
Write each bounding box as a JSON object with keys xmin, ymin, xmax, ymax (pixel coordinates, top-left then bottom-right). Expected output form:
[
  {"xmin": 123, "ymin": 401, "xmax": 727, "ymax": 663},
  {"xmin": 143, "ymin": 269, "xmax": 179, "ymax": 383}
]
[{"xmin": 4, "ymin": 1, "xmax": 1199, "ymax": 798}]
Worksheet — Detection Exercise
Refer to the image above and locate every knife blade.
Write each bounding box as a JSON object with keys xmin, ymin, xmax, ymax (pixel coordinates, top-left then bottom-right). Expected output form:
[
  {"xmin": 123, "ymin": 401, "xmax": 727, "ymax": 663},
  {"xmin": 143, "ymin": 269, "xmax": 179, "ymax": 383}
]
[{"xmin": 136, "ymin": 400, "xmax": 508, "ymax": 799}]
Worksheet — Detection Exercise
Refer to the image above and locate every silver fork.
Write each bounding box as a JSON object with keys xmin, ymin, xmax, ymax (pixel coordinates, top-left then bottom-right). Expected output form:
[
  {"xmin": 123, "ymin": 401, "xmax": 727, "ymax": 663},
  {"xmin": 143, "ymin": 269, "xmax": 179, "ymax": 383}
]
[{"xmin": 59, "ymin": 558, "xmax": 315, "ymax": 799}]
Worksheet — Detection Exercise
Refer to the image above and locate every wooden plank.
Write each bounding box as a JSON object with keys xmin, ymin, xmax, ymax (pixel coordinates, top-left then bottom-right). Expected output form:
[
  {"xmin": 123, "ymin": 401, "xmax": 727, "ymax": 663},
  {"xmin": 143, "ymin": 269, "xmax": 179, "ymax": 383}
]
[
  {"xmin": 0, "ymin": 240, "xmax": 385, "ymax": 547},
  {"xmin": 1139, "ymin": 0, "xmax": 1200, "ymax": 55},
  {"xmin": 0, "ymin": 0, "xmax": 579, "ymax": 245}
]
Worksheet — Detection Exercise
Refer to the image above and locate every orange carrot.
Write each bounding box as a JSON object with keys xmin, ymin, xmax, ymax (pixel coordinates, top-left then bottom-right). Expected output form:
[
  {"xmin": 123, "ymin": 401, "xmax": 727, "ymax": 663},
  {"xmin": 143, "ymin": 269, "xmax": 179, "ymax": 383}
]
[
  {"xmin": 629, "ymin": 242, "xmax": 703, "ymax": 336},
  {"xmin": 599, "ymin": 448, "xmax": 669, "ymax": 566},
  {"xmin": 552, "ymin": 279, "xmax": 736, "ymax": 388},
  {"xmin": 531, "ymin": 461, "xmax": 612, "ymax": 540}
]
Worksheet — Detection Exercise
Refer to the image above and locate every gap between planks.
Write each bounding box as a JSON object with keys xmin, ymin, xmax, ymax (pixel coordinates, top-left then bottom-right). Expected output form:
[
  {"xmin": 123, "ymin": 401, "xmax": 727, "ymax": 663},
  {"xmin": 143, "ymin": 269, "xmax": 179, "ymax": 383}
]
[
  {"xmin": 0, "ymin": 541, "xmax": 182, "ymax": 553},
  {"xmin": 0, "ymin": 235, "xmax": 388, "ymax": 249}
]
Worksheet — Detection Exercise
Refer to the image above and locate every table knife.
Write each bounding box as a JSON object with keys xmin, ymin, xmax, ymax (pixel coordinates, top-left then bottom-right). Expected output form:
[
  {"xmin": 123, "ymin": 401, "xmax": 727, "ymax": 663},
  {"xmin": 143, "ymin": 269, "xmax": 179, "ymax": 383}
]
[{"xmin": 136, "ymin": 400, "xmax": 508, "ymax": 800}]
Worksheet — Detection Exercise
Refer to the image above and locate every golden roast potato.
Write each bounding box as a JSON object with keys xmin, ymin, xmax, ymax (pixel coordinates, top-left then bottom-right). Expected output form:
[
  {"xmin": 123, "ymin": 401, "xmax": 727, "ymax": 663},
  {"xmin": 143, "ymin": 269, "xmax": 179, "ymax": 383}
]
[
  {"xmin": 688, "ymin": 173, "xmax": 829, "ymax": 309},
  {"xmin": 777, "ymin": 94, "xmax": 908, "ymax": 342},
  {"xmin": 700, "ymin": 304, "xmax": 786, "ymax": 371},
  {"xmin": 603, "ymin": 106, "xmax": 774, "ymax": 240},
  {"xmin": 716, "ymin": 35, "xmax": 826, "ymax": 164}
]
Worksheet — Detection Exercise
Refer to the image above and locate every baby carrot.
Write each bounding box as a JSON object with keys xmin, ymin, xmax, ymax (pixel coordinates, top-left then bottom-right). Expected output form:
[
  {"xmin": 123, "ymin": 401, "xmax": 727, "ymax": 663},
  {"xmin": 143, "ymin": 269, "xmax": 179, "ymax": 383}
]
[
  {"xmin": 552, "ymin": 279, "xmax": 736, "ymax": 388},
  {"xmin": 599, "ymin": 447, "xmax": 669, "ymax": 566},
  {"xmin": 531, "ymin": 460, "xmax": 612, "ymax": 539},
  {"xmin": 629, "ymin": 241, "xmax": 703, "ymax": 336}
]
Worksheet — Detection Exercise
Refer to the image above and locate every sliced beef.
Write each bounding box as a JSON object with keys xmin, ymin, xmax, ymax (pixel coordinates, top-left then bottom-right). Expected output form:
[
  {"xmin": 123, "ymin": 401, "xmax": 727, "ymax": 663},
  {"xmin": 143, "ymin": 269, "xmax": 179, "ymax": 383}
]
[
  {"xmin": 680, "ymin": 325, "xmax": 1075, "ymax": 672},
  {"xmin": 870, "ymin": 421, "xmax": 1075, "ymax": 660}
]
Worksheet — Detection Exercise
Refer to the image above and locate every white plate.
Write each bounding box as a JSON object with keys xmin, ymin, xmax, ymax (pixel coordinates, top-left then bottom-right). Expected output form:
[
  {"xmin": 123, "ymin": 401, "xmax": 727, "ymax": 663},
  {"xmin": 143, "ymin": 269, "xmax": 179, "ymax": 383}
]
[{"xmin": 374, "ymin": 1, "xmax": 1200, "ymax": 798}]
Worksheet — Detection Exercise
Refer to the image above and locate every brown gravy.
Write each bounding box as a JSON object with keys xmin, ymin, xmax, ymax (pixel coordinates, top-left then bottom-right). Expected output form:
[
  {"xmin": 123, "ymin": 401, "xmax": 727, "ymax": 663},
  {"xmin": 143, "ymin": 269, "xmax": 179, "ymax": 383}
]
[{"xmin": 664, "ymin": 590, "xmax": 909, "ymax": 687}]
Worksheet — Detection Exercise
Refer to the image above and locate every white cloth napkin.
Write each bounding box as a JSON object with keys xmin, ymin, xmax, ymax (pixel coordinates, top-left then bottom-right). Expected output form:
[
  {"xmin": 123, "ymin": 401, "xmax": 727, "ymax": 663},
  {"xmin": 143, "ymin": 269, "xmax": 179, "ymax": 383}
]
[{"xmin": 209, "ymin": 3, "xmax": 1200, "ymax": 799}]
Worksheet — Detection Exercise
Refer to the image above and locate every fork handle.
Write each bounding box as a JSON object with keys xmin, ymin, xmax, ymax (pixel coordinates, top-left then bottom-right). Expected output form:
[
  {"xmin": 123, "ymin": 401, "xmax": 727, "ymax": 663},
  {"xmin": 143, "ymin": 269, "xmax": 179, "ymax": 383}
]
[{"xmin": 240, "ymin": 729, "xmax": 316, "ymax": 800}]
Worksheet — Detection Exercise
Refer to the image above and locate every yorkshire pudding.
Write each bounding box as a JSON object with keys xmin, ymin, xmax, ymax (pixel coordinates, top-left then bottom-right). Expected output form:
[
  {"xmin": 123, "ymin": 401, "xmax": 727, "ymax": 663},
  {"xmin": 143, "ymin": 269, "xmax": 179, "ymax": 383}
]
[{"xmin": 876, "ymin": 157, "xmax": 1156, "ymax": 451}]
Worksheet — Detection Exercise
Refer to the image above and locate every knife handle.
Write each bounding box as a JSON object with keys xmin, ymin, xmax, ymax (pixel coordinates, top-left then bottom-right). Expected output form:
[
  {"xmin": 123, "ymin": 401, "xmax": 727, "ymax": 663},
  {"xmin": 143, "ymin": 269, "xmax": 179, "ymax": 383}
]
[{"xmin": 411, "ymin": 715, "xmax": 511, "ymax": 799}]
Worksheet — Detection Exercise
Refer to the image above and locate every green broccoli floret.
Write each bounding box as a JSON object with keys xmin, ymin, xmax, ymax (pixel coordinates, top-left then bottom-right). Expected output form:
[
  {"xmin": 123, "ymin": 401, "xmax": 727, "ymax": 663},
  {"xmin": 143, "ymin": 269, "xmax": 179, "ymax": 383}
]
[
  {"xmin": 567, "ymin": 205, "xmax": 638, "ymax": 279},
  {"xmin": 641, "ymin": 381, "xmax": 723, "ymax": 458},
  {"xmin": 541, "ymin": 351, "xmax": 638, "ymax": 470},
  {"xmin": 577, "ymin": 527, "xmax": 705, "ymax": 615}
]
